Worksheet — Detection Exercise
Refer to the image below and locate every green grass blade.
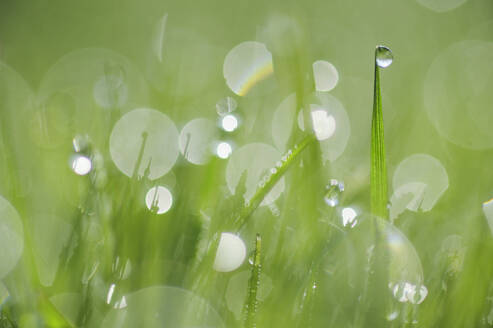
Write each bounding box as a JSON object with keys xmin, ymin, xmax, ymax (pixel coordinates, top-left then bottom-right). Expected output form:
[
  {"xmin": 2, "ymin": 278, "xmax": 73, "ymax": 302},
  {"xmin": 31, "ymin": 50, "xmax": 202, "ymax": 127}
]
[
  {"xmin": 243, "ymin": 233, "xmax": 262, "ymax": 328},
  {"xmin": 297, "ymin": 267, "xmax": 319, "ymax": 328},
  {"xmin": 233, "ymin": 134, "xmax": 315, "ymax": 229},
  {"xmin": 370, "ymin": 47, "xmax": 389, "ymax": 220}
]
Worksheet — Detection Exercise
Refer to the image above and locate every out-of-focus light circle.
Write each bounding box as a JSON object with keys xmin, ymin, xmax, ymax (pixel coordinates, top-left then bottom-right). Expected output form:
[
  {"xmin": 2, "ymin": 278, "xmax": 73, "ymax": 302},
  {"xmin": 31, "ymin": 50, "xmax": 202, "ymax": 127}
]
[
  {"xmin": 314, "ymin": 216, "xmax": 424, "ymax": 325},
  {"xmin": 391, "ymin": 153, "xmax": 448, "ymax": 217},
  {"xmin": 225, "ymin": 270, "xmax": 273, "ymax": 320},
  {"xmin": 213, "ymin": 232, "xmax": 247, "ymax": 272},
  {"xmin": 109, "ymin": 108, "xmax": 179, "ymax": 180},
  {"xmin": 0, "ymin": 196, "xmax": 23, "ymax": 280},
  {"xmin": 93, "ymin": 74, "xmax": 128, "ymax": 109},
  {"xmin": 37, "ymin": 48, "xmax": 149, "ymax": 144},
  {"xmin": 223, "ymin": 41, "xmax": 273, "ymax": 96},
  {"xmin": 145, "ymin": 186, "xmax": 173, "ymax": 214},
  {"xmin": 391, "ymin": 282, "xmax": 428, "ymax": 304},
  {"xmin": 226, "ymin": 143, "xmax": 285, "ymax": 205},
  {"xmin": 216, "ymin": 96, "xmax": 238, "ymax": 116},
  {"xmin": 102, "ymin": 286, "xmax": 225, "ymax": 327},
  {"xmin": 221, "ymin": 114, "xmax": 239, "ymax": 132},
  {"xmin": 70, "ymin": 154, "xmax": 92, "ymax": 176},
  {"xmin": 216, "ymin": 142, "xmax": 233, "ymax": 159},
  {"xmin": 296, "ymin": 94, "xmax": 350, "ymax": 162},
  {"xmin": 312, "ymin": 60, "xmax": 339, "ymax": 92},
  {"xmin": 310, "ymin": 109, "xmax": 336, "ymax": 141},
  {"xmin": 416, "ymin": 0, "xmax": 467, "ymax": 12},
  {"xmin": 179, "ymin": 118, "xmax": 217, "ymax": 165},
  {"xmin": 425, "ymin": 40, "xmax": 493, "ymax": 149}
]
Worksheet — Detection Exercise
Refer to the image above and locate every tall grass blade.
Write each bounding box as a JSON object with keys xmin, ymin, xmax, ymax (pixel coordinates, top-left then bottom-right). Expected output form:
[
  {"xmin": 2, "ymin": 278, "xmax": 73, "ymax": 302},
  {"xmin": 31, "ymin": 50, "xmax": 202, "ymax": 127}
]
[
  {"xmin": 243, "ymin": 233, "xmax": 262, "ymax": 328},
  {"xmin": 370, "ymin": 46, "xmax": 390, "ymax": 220}
]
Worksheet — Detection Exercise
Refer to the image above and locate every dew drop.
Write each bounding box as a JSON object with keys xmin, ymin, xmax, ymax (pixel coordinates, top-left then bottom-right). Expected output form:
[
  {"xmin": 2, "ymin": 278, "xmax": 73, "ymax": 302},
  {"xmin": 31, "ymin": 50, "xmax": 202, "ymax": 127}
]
[
  {"xmin": 324, "ymin": 179, "xmax": 344, "ymax": 207},
  {"xmin": 70, "ymin": 154, "xmax": 92, "ymax": 176},
  {"xmin": 376, "ymin": 45, "xmax": 393, "ymax": 68},
  {"xmin": 106, "ymin": 283, "xmax": 116, "ymax": 304},
  {"xmin": 408, "ymin": 284, "xmax": 428, "ymax": 304},
  {"xmin": 341, "ymin": 207, "xmax": 358, "ymax": 228},
  {"xmin": 386, "ymin": 311, "xmax": 399, "ymax": 321},
  {"xmin": 72, "ymin": 135, "xmax": 90, "ymax": 153},
  {"xmin": 221, "ymin": 114, "xmax": 239, "ymax": 132},
  {"xmin": 216, "ymin": 96, "xmax": 238, "ymax": 116},
  {"xmin": 248, "ymin": 251, "xmax": 255, "ymax": 265},
  {"xmin": 390, "ymin": 281, "xmax": 428, "ymax": 304},
  {"xmin": 216, "ymin": 141, "xmax": 233, "ymax": 159}
]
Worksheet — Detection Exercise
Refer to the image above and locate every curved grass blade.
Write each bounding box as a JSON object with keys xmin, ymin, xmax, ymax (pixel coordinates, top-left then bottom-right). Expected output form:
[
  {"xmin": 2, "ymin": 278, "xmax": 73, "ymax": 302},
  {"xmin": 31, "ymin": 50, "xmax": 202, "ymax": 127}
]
[
  {"xmin": 370, "ymin": 46, "xmax": 390, "ymax": 220},
  {"xmin": 243, "ymin": 233, "xmax": 262, "ymax": 328},
  {"xmin": 233, "ymin": 134, "xmax": 315, "ymax": 229},
  {"xmin": 190, "ymin": 135, "xmax": 315, "ymax": 289}
]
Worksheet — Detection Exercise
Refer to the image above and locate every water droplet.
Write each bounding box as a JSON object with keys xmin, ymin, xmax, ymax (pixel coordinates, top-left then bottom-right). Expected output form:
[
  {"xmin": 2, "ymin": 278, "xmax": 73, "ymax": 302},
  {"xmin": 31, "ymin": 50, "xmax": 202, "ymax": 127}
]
[
  {"xmin": 376, "ymin": 45, "xmax": 393, "ymax": 68},
  {"xmin": 386, "ymin": 310, "xmax": 399, "ymax": 321},
  {"xmin": 341, "ymin": 207, "xmax": 358, "ymax": 228},
  {"xmin": 221, "ymin": 114, "xmax": 239, "ymax": 132},
  {"xmin": 270, "ymin": 168, "xmax": 277, "ymax": 174},
  {"xmin": 72, "ymin": 135, "xmax": 90, "ymax": 153},
  {"xmin": 324, "ymin": 179, "xmax": 344, "ymax": 207},
  {"xmin": 70, "ymin": 154, "xmax": 92, "ymax": 176},
  {"xmin": 248, "ymin": 251, "xmax": 255, "ymax": 265},
  {"xmin": 390, "ymin": 281, "xmax": 428, "ymax": 304},
  {"xmin": 216, "ymin": 141, "xmax": 233, "ymax": 159},
  {"xmin": 408, "ymin": 285, "xmax": 428, "ymax": 304},
  {"xmin": 106, "ymin": 283, "xmax": 116, "ymax": 304},
  {"xmin": 324, "ymin": 195, "xmax": 339, "ymax": 207},
  {"xmin": 113, "ymin": 296, "xmax": 127, "ymax": 309},
  {"xmin": 109, "ymin": 108, "xmax": 179, "ymax": 180},
  {"xmin": 216, "ymin": 96, "xmax": 238, "ymax": 116}
]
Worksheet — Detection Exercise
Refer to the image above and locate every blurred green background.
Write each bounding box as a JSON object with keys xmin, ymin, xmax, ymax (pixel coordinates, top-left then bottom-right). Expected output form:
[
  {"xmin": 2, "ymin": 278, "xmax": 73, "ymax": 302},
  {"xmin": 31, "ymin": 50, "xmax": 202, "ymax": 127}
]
[{"xmin": 1, "ymin": 0, "xmax": 493, "ymax": 327}]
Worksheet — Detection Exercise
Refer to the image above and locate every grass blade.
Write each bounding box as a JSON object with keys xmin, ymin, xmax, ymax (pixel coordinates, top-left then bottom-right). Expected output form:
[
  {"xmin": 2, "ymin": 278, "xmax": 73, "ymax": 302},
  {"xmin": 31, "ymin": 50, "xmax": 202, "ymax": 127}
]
[
  {"xmin": 233, "ymin": 134, "xmax": 315, "ymax": 229},
  {"xmin": 370, "ymin": 46, "xmax": 391, "ymax": 220},
  {"xmin": 243, "ymin": 233, "xmax": 262, "ymax": 328}
]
